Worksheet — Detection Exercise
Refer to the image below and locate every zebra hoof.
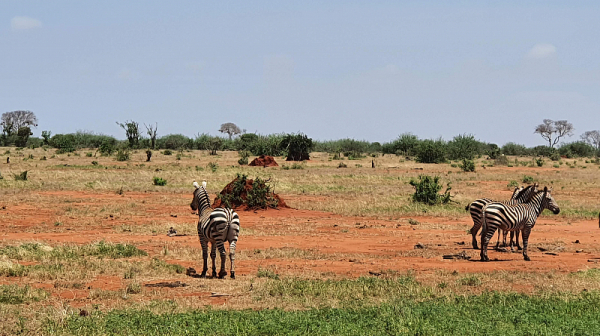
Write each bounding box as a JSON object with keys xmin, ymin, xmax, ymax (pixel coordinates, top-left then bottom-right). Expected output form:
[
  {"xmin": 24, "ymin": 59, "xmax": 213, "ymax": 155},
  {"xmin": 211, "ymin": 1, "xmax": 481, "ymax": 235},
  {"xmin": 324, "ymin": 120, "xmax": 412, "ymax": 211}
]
[
  {"xmin": 218, "ymin": 271, "xmax": 227, "ymax": 279},
  {"xmin": 230, "ymin": 272, "xmax": 235, "ymax": 279},
  {"xmin": 524, "ymin": 256, "xmax": 531, "ymax": 261}
]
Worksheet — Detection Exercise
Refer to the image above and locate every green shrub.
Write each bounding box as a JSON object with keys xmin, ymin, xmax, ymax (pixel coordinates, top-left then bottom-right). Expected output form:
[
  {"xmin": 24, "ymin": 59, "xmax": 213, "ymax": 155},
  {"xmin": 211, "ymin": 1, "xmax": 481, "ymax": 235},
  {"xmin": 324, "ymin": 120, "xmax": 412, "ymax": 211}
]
[
  {"xmin": 49, "ymin": 134, "xmax": 76, "ymax": 153},
  {"xmin": 495, "ymin": 155, "xmax": 509, "ymax": 166},
  {"xmin": 99, "ymin": 139, "xmax": 116, "ymax": 156},
  {"xmin": 447, "ymin": 134, "xmax": 482, "ymax": 160},
  {"xmin": 207, "ymin": 162, "xmax": 218, "ymax": 173},
  {"xmin": 257, "ymin": 268, "xmax": 280, "ymax": 280},
  {"xmin": 115, "ymin": 149, "xmax": 130, "ymax": 161},
  {"xmin": 507, "ymin": 180, "xmax": 519, "ymax": 189},
  {"xmin": 535, "ymin": 158, "xmax": 545, "ymax": 167},
  {"xmin": 153, "ymin": 177, "xmax": 167, "ymax": 186},
  {"xmin": 408, "ymin": 175, "xmax": 452, "ymax": 205},
  {"xmin": 86, "ymin": 152, "xmax": 93, "ymax": 157},
  {"xmin": 338, "ymin": 162, "xmax": 347, "ymax": 168},
  {"xmin": 156, "ymin": 134, "xmax": 193, "ymax": 150},
  {"xmin": 291, "ymin": 163, "xmax": 304, "ymax": 169},
  {"xmin": 280, "ymin": 133, "xmax": 313, "ymax": 161},
  {"xmin": 163, "ymin": 149, "xmax": 172, "ymax": 155},
  {"xmin": 522, "ymin": 175, "xmax": 534, "ymax": 184},
  {"xmin": 238, "ymin": 150, "xmax": 250, "ymax": 165},
  {"xmin": 415, "ymin": 139, "xmax": 447, "ymax": 164},
  {"xmin": 382, "ymin": 133, "xmax": 420, "ymax": 156},
  {"xmin": 553, "ymin": 163, "xmax": 560, "ymax": 168},
  {"xmin": 247, "ymin": 177, "xmax": 279, "ymax": 209},
  {"xmin": 91, "ymin": 161, "xmax": 99, "ymax": 166},
  {"xmin": 501, "ymin": 142, "xmax": 529, "ymax": 156},
  {"xmin": 550, "ymin": 152, "xmax": 561, "ymax": 161},
  {"xmin": 459, "ymin": 159, "xmax": 475, "ymax": 172},
  {"xmin": 14, "ymin": 171, "xmax": 28, "ymax": 181}
]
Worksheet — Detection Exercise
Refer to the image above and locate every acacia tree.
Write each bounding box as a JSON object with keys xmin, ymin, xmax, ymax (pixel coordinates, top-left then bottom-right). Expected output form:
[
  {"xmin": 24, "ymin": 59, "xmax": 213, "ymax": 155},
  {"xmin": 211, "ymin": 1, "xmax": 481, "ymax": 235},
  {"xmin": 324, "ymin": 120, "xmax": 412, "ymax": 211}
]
[
  {"xmin": 534, "ymin": 119, "xmax": 574, "ymax": 148},
  {"xmin": 219, "ymin": 122, "xmax": 241, "ymax": 140},
  {"xmin": 581, "ymin": 130, "xmax": 600, "ymax": 151},
  {"xmin": 144, "ymin": 122, "xmax": 158, "ymax": 149},
  {"xmin": 1, "ymin": 111, "xmax": 38, "ymax": 136},
  {"xmin": 116, "ymin": 120, "xmax": 140, "ymax": 148}
]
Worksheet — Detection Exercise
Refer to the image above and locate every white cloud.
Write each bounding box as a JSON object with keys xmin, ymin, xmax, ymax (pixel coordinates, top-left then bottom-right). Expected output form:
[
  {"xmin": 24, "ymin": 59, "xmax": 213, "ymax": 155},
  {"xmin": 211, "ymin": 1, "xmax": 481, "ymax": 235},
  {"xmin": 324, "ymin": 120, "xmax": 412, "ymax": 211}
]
[
  {"xmin": 11, "ymin": 16, "xmax": 42, "ymax": 31},
  {"xmin": 525, "ymin": 43, "xmax": 556, "ymax": 59}
]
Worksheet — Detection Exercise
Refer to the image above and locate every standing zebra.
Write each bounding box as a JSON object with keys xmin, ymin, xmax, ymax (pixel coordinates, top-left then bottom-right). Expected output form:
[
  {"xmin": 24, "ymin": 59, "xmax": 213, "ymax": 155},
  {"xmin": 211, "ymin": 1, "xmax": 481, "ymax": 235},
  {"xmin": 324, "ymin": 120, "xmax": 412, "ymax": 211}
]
[
  {"xmin": 466, "ymin": 184, "xmax": 537, "ymax": 249},
  {"xmin": 480, "ymin": 186, "xmax": 560, "ymax": 261},
  {"xmin": 190, "ymin": 180, "xmax": 240, "ymax": 279}
]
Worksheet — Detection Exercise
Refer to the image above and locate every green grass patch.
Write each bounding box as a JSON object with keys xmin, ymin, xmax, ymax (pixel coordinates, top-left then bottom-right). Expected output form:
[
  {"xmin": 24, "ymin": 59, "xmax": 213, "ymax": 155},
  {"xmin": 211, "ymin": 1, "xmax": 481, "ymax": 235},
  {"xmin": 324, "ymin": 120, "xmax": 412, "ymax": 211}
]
[
  {"xmin": 0, "ymin": 284, "xmax": 48, "ymax": 304},
  {"xmin": 0, "ymin": 241, "xmax": 147, "ymax": 261},
  {"xmin": 47, "ymin": 291, "xmax": 600, "ymax": 335}
]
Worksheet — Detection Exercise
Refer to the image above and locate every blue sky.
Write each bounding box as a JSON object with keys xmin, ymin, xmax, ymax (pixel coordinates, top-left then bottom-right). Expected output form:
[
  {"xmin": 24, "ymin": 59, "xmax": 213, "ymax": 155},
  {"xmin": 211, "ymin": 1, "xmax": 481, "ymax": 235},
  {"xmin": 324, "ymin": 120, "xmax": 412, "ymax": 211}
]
[{"xmin": 1, "ymin": 1, "xmax": 599, "ymax": 146}]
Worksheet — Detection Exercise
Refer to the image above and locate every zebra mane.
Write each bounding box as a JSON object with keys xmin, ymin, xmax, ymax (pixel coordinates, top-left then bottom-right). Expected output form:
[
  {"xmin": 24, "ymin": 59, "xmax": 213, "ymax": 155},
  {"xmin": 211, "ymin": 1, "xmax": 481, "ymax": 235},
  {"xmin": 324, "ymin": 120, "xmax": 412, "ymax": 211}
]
[
  {"xmin": 194, "ymin": 185, "xmax": 213, "ymax": 212},
  {"xmin": 514, "ymin": 184, "xmax": 537, "ymax": 201}
]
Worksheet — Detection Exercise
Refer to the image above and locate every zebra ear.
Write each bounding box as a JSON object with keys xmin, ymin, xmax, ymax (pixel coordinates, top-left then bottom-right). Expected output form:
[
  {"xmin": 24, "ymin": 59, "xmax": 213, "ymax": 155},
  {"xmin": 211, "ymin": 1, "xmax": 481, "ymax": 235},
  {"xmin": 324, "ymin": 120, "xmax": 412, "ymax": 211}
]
[
  {"xmin": 193, "ymin": 180, "xmax": 200, "ymax": 189},
  {"xmin": 202, "ymin": 180, "xmax": 207, "ymax": 188},
  {"xmin": 543, "ymin": 186, "xmax": 548, "ymax": 192}
]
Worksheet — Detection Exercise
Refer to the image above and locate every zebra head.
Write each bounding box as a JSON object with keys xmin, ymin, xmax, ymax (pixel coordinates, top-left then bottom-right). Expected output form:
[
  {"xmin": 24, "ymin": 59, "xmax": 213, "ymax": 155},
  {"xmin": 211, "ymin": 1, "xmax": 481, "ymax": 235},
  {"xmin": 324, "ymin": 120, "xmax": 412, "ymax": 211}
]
[
  {"xmin": 190, "ymin": 181, "xmax": 212, "ymax": 213},
  {"xmin": 542, "ymin": 187, "xmax": 560, "ymax": 215},
  {"xmin": 510, "ymin": 186, "xmax": 524, "ymax": 200},
  {"xmin": 513, "ymin": 183, "xmax": 538, "ymax": 202}
]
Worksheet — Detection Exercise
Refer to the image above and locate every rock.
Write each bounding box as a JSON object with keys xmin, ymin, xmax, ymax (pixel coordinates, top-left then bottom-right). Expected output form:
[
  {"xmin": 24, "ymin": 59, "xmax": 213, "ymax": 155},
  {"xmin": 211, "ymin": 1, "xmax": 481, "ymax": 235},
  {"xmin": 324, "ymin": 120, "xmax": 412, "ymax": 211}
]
[
  {"xmin": 186, "ymin": 267, "xmax": 197, "ymax": 276},
  {"xmin": 543, "ymin": 252, "xmax": 558, "ymax": 256},
  {"xmin": 414, "ymin": 243, "xmax": 425, "ymax": 249},
  {"xmin": 537, "ymin": 247, "xmax": 548, "ymax": 252},
  {"xmin": 574, "ymin": 240, "xmax": 580, "ymax": 244},
  {"xmin": 442, "ymin": 251, "xmax": 471, "ymax": 260},
  {"xmin": 576, "ymin": 249, "xmax": 584, "ymax": 253},
  {"xmin": 368, "ymin": 271, "xmax": 382, "ymax": 276},
  {"xmin": 79, "ymin": 309, "xmax": 89, "ymax": 317}
]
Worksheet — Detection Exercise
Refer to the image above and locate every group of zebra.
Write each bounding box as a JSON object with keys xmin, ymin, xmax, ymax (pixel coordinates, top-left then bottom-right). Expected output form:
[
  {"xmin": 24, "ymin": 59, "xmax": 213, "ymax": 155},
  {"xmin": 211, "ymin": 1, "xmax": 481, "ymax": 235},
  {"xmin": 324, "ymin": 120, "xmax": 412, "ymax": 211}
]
[{"xmin": 466, "ymin": 183, "xmax": 561, "ymax": 261}]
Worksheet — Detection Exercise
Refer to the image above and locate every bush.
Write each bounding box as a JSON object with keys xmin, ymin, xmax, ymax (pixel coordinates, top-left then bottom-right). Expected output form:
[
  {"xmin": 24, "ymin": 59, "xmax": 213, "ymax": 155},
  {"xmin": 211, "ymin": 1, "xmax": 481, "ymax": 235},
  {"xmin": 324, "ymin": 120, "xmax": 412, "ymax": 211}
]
[
  {"xmin": 99, "ymin": 139, "xmax": 117, "ymax": 156},
  {"xmin": 495, "ymin": 155, "xmax": 509, "ymax": 166},
  {"xmin": 415, "ymin": 139, "xmax": 447, "ymax": 164},
  {"xmin": 163, "ymin": 149, "xmax": 172, "ymax": 155},
  {"xmin": 535, "ymin": 158, "xmax": 544, "ymax": 167},
  {"xmin": 409, "ymin": 175, "xmax": 452, "ymax": 205},
  {"xmin": 522, "ymin": 175, "xmax": 534, "ymax": 184},
  {"xmin": 49, "ymin": 134, "xmax": 76, "ymax": 153},
  {"xmin": 14, "ymin": 171, "xmax": 28, "ymax": 181},
  {"xmin": 153, "ymin": 177, "xmax": 167, "ymax": 186},
  {"xmin": 459, "ymin": 159, "xmax": 475, "ymax": 172},
  {"xmin": 559, "ymin": 141, "xmax": 596, "ymax": 158},
  {"xmin": 531, "ymin": 145, "xmax": 555, "ymax": 157},
  {"xmin": 447, "ymin": 134, "xmax": 482, "ymax": 160},
  {"xmin": 207, "ymin": 162, "xmax": 218, "ymax": 173},
  {"xmin": 208, "ymin": 138, "xmax": 223, "ymax": 155},
  {"xmin": 507, "ymin": 180, "xmax": 519, "ymax": 189},
  {"xmin": 247, "ymin": 177, "xmax": 279, "ymax": 209},
  {"xmin": 484, "ymin": 143, "xmax": 500, "ymax": 159},
  {"xmin": 501, "ymin": 142, "xmax": 529, "ymax": 156},
  {"xmin": 338, "ymin": 162, "xmax": 347, "ymax": 168},
  {"xmin": 115, "ymin": 149, "xmax": 130, "ymax": 161},
  {"xmin": 156, "ymin": 134, "xmax": 193, "ymax": 150},
  {"xmin": 281, "ymin": 133, "xmax": 313, "ymax": 161},
  {"xmin": 382, "ymin": 133, "xmax": 420, "ymax": 156},
  {"xmin": 238, "ymin": 151, "xmax": 250, "ymax": 165}
]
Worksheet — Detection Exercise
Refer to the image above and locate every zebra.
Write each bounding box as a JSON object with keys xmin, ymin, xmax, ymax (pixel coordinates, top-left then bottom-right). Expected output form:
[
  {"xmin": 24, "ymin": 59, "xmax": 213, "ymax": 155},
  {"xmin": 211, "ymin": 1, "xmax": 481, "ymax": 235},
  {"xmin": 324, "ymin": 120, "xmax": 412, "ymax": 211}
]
[
  {"xmin": 480, "ymin": 186, "xmax": 560, "ymax": 262},
  {"xmin": 466, "ymin": 184, "xmax": 538, "ymax": 250},
  {"xmin": 190, "ymin": 180, "xmax": 240, "ymax": 279}
]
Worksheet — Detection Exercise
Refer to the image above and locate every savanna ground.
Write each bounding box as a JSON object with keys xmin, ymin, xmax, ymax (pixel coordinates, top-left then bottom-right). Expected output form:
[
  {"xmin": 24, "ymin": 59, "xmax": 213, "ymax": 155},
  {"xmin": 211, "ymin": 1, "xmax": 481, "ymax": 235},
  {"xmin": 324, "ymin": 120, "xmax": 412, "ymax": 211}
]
[{"xmin": 1, "ymin": 147, "xmax": 600, "ymax": 335}]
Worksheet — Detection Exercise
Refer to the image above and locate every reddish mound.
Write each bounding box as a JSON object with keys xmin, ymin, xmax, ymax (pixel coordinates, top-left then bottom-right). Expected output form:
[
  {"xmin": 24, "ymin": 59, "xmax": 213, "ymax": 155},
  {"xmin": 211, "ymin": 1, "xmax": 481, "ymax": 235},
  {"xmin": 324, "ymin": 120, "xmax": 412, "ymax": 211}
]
[
  {"xmin": 212, "ymin": 176, "xmax": 288, "ymax": 210},
  {"xmin": 249, "ymin": 155, "xmax": 278, "ymax": 167}
]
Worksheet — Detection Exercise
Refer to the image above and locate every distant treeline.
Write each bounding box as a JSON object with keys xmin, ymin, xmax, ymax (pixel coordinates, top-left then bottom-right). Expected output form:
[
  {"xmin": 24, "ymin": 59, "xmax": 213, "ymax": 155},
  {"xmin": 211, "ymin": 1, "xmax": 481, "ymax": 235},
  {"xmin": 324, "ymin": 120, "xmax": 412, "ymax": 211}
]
[{"xmin": 2, "ymin": 131, "xmax": 598, "ymax": 162}]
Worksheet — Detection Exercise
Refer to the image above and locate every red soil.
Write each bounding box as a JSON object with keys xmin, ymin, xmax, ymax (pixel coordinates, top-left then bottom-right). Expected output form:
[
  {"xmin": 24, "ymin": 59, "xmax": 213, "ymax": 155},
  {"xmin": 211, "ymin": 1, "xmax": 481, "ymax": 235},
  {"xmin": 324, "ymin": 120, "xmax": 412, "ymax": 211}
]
[{"xmin": 249, "ymin": 155, "xmax": 278, "ymax": 167}]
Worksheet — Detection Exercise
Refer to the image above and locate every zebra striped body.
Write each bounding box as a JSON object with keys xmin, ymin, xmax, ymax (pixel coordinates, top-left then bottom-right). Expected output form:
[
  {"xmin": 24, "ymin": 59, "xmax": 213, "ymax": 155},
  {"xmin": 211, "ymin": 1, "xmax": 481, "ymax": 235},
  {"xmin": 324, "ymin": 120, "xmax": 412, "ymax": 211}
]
[
  {"xmin": 480, "ymin": 186, "xmax": 560, "ymax": 261},
  {"xmin": 191, "ymin": 181, "xmax": 240, "ymax": 279},
  {"xmin": 467, "ymin": 185, "xmax": 537, "ymax": 250}
]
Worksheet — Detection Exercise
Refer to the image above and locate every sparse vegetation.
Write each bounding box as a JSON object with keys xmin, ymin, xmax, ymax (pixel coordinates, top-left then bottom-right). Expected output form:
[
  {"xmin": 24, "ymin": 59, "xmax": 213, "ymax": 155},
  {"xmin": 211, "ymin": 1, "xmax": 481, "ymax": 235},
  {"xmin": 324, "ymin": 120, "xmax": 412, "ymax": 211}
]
[
  {"xmin": 409, "ymin": 175, "xmax": 452, "ymax": 205},
  {"xmin": 153, "ymin": 177, "xmax": 167, "ymax": 186}
]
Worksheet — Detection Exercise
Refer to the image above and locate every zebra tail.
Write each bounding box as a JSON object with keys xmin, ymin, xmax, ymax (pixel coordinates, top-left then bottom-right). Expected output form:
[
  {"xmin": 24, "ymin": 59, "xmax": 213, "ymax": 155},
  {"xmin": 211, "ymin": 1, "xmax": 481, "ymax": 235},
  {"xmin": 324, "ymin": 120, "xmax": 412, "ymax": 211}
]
[
  {"xmin": 481, "ymin": 204, "xmax": 489, "ymax": 238},
  {"xmin": 465, "ymin": 204, "xmax": 470, "ymax": 211}
]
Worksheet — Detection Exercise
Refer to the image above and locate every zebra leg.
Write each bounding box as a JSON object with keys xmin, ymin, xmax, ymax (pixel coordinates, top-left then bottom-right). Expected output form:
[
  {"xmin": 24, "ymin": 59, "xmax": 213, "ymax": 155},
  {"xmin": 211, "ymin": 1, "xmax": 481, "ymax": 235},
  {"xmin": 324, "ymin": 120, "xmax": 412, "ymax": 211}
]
[
  {"xmin": 210, "ymin": 243, "xmax": 217, "ymax": 277},
  {"xmin": 469, "ymin": 217, "xmax": 480, "ymax": 250},
  {"xmin": 228, "ymin": 225, "xmax": 239, "ymax": 279},
  {"xmin": 516, "ymin": 230, "xmax": 522, "ymax": 250},
  {"xmin": 502, "ymin": 230, "xmax": 509, "ymax": 247},
  {"xmin": 522, "ymin": 227, "xmax": 532, "ymax": 261},
  {"xmin": 509, "ymin": 231, "xmax": 515, "ymax": 252},
  {"xmin": 199, "ymin": 236, "xmax": 209, "ymax": 278},
  {"xmin": 480, "ymin": 226, "xmax": 497, "ymax": 262},
  {"xmin": 217, "ymin": 241, "xmax": 227, "ymax": 279}
]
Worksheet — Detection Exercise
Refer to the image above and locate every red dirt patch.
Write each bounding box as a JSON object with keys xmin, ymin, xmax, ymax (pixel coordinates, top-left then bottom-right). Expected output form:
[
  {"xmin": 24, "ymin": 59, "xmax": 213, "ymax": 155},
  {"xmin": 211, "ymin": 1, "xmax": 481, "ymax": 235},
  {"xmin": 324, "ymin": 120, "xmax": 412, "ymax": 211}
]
[{"xmin": 249, "ymin": 155, "xmax": 278, "ymax": 167}]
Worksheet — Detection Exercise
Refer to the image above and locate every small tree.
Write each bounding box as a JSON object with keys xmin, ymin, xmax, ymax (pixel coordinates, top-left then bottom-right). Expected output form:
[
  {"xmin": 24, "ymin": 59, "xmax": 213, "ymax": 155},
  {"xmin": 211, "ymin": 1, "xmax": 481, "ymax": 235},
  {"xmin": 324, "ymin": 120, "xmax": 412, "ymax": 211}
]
[
  {"xmin": 144, "ymin": 123, "xmax": 158, "ymax": 149},
  {"xmin": 534, "ymin": 119, "xmax": 574, "ymax": 148},
  {"xmin": 409, "ymin": 175, "xmax": 452, "ymax": 205},
  {"xmin": 1, "ymin": 111, "xmax": 38, "ymax": 136},
  {"xmin": 447, "ymin": 134, "xmax": 481, "ymax": 160},
  {"xmin": 15, "ymin": 127, "xmax": 33, "ymax": 147},
  {"xmin": 280, "ymin": 133, "xmax": 313, "ymax": 161},
  {"xmin": 208, "ymin": 137, "xmax": 223, "ymax": 155},
  {"xmin": 415, "ymin": 139, "xmax": 447, "ymax": 164},
  {"xmin": 219, "ymin": 122, "xmax": 242, "ymax": 140},
  {"xmin": 41, "ymin": 131, "xmax": 52, "ymax": 145},
  {"xmin": 581, "ymin": 130, "xmax": 600, "ymax": 152},
  {"xmin": 116, "ymin": 120, "xmax": 140, "ymax": 148}
]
